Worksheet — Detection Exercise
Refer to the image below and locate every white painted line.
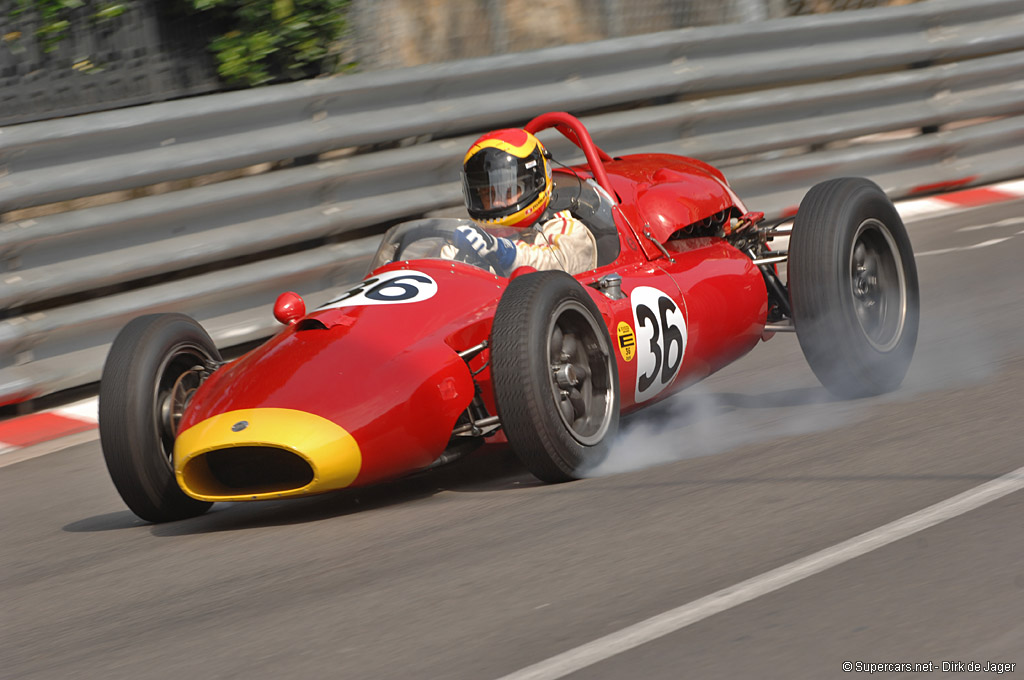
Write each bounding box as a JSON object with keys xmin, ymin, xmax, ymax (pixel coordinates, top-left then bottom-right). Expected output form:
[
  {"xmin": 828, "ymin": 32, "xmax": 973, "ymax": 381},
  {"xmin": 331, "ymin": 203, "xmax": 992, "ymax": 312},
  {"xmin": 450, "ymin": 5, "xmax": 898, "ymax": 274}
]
[
  {"xmin": 956, "ymin": 217, "xmax": 1024, "ymax": 232},
  {"xmin": 497, "ymin": 465, "xmax": 1024, "ymax": 680},
  {"xmin": 917, "ymin": 237, "xmax": 1014, "ymax": 258}
]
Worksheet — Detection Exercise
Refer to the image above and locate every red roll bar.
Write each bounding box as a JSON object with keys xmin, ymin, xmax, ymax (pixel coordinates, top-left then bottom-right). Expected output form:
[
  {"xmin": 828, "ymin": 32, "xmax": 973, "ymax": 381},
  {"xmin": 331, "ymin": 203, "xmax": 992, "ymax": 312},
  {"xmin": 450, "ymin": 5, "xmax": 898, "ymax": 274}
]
[{"xmin": 524, "ymin": 112, "xmax": 615, "ymax": 199}]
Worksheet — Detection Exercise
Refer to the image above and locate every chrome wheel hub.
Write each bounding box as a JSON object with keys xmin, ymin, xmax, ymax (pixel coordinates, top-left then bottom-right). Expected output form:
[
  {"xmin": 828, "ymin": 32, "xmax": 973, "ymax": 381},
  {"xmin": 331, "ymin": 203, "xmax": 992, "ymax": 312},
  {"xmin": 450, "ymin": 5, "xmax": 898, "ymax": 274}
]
[
  {"xmin": 850, "ymin": 219, "xmax": 907, "ymax": 352},
  {"xmin": 546, "ymin": 301, "xmax": 615, "ymax": 446}
]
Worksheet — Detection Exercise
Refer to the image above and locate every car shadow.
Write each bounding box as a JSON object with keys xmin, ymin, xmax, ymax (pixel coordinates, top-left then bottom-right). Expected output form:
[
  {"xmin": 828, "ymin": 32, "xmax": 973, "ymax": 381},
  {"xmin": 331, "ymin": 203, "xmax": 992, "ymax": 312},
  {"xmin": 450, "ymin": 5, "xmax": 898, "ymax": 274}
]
[
  {"xmin": 64, "ymin": 511, "xmax": 154, "ymax": 533},
  {"xmin": 64, "ymin": 447, "xmax": 539, "ymax": 535}
]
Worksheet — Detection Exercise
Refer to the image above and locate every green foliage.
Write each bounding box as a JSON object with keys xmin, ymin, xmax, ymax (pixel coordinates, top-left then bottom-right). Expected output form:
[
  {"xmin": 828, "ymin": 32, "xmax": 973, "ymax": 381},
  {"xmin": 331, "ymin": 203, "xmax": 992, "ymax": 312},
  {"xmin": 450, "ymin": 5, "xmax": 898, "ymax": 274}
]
[
  {"xmin": 11, "ymin": 0, "xmax": 126, "ymax": 53},
  {"xmin": 5, "ymin": 0, "xmax": 349, "ymax": 86},
  {"xmin": 183, "ymin": 0, "xmax": 350, "ymax": 87}
]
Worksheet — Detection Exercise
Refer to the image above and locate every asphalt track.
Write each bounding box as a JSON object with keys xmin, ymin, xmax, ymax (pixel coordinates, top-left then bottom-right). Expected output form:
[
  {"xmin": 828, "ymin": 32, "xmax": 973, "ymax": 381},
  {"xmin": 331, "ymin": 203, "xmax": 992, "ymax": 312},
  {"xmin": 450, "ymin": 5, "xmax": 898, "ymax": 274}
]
[{"xmin": 2, "ymin": 200, "xmax": 1022, "ymax": 680}]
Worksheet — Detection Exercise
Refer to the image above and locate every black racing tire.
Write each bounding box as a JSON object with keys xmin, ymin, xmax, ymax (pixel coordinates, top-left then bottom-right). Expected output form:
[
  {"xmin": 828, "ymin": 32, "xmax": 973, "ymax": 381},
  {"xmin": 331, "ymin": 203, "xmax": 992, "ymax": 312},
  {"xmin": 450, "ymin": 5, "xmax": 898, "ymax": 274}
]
[
  {"xmin": 789, "ymin": 177, "xmax": 919, "ymax": 398},
  {"xmin": 490, "ymin": 271, "xmax": 620, "ymax": 482},
  {"xmin": 99, "ymin": 314, "xmax": 221, "ymax": 523}
]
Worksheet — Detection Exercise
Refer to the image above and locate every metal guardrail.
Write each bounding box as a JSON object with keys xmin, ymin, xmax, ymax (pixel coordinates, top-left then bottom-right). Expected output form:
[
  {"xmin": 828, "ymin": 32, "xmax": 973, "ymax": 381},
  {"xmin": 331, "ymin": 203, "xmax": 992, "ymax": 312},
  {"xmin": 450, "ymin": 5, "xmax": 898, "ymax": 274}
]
[{"xmin": 1, "ymin": 0, "xmax": 1023, "ymax": 406}]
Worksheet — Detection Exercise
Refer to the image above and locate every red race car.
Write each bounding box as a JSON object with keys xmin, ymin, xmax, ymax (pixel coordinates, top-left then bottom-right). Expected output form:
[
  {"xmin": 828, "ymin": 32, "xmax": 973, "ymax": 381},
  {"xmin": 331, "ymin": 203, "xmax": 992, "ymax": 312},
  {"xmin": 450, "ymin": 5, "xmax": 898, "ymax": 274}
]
[{"xmin": 99, "ymin": 112, "xmax": 919, "ymax": 523}]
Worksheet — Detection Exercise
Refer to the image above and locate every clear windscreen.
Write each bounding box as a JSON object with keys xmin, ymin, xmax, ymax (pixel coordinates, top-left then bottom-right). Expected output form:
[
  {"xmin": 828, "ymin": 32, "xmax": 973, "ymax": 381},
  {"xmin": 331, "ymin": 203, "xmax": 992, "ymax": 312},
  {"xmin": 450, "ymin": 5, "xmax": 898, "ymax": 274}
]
[{"xmin": 367, "ymin": 218, "xmax": 530, "ymax": 274}]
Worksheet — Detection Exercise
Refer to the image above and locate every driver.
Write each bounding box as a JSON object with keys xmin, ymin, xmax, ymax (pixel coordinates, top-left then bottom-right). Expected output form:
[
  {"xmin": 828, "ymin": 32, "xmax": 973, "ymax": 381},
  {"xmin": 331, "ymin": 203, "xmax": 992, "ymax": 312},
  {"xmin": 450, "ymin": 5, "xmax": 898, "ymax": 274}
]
[{"xmin": 443, "ymin": 128, "xmax": 597, "ymax": 275}]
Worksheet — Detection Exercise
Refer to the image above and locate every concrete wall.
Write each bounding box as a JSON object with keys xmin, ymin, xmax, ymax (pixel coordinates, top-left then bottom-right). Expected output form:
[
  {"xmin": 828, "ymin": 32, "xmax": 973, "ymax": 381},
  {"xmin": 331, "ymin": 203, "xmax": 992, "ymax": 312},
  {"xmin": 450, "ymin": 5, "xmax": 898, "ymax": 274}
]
[{"xmin": 348, "ymin": 0, "xmax": 923, "ymax": 69}]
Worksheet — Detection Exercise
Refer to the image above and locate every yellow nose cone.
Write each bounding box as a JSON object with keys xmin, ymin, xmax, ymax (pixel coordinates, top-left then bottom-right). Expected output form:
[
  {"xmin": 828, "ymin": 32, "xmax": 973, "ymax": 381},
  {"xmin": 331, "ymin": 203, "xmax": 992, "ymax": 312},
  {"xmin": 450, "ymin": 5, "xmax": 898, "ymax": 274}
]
[{"xmin": 173, "ymin": 408, "xmax": 361, "ymax": 502}]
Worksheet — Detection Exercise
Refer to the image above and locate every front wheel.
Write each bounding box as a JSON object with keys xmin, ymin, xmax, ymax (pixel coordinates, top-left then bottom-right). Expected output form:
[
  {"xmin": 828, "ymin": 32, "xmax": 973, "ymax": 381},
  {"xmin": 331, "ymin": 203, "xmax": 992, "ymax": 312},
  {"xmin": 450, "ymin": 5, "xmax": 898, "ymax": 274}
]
[
  {"xmin": 99, "ymin": 314, "xmax": 221, "ymax": 522},
  {"xmin": 789, "ymin": 177, "xmax": 919, "ymax": 398},
  {"xmin": 490, "ymin": 271, "xmax": 620, "ymax": 482}
]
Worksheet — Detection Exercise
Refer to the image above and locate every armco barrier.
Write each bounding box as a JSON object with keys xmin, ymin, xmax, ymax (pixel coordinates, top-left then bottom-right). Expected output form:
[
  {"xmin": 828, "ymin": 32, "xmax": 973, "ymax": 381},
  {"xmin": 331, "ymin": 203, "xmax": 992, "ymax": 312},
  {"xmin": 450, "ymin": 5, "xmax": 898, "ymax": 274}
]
[{"xmin": 1, "ymin": 0, "xmax": 1024, "ymax": 405}]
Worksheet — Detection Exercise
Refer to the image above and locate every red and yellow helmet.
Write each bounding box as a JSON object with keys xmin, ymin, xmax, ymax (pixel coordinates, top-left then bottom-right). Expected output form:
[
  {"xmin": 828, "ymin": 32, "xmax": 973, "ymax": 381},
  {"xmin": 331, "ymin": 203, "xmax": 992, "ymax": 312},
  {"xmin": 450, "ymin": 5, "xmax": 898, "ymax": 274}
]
[{"xmin": 461, "ymin": 128, "xmax": 552, "ymax": 228}]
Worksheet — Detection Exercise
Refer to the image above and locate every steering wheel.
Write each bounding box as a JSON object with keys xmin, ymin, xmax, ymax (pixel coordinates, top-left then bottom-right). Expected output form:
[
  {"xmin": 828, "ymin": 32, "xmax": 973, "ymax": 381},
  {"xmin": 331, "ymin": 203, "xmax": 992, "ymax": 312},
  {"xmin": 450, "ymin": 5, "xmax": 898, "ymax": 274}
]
[
  {"xmin": 450, "ymin": 239, "xmax": 497, "ymax": 271},
  {"xmin": 391, "ymin": 222, "xmax": 499, "ymax": 272},
  {"xmin": 392, "ymin": 224, "xmax": 454, "ymax": 262}
]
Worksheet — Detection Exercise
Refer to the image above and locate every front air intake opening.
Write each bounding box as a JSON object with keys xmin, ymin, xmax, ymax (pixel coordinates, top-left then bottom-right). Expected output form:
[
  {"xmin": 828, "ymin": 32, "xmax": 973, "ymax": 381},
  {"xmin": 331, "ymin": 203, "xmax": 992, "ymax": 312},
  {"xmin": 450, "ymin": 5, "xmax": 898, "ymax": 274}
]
[{"xmin": 181, "ymin": 446, "xmax": 315, "ymax": 497}]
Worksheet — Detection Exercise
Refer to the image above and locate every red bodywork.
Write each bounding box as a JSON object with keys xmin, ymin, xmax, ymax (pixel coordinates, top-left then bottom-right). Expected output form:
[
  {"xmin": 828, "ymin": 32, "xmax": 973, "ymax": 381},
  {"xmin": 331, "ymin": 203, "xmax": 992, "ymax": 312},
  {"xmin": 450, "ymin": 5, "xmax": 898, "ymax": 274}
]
[{"xmin": 177, "ymin": 112, "xmax": 768, "ymax": 493}]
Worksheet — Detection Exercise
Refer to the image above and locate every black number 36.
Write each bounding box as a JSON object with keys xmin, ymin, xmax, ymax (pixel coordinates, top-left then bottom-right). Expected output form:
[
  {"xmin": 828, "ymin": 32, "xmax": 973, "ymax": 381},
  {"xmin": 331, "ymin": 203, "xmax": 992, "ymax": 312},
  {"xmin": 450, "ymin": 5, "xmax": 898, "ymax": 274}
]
[{"xmin": 635, "ymin": 296, "xmax": 684, "ymax": 394}]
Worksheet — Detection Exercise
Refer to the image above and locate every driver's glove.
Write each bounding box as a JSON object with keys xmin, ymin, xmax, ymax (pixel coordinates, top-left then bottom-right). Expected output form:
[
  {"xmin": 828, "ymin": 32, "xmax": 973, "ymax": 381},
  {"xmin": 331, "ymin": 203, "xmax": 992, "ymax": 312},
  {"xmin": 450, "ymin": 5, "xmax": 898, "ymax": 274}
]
[{"xmin": 454, "ymin": 224, "xmax": 517, "ymax": 271}]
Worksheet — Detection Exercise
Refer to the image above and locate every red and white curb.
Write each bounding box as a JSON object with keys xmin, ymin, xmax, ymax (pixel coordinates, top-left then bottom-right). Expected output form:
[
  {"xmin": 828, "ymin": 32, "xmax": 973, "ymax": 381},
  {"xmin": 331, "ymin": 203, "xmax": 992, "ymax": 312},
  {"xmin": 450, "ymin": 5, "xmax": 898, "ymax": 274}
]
[
  {"xmin": 895, "ymin": 179, "xmax": 1024, "ymax": 220},
  {"xmin": 2, "ymin": 178, "xmax": 1024, "ymax": 464},
  {"xmin": 0, "ymin": 397, "xmax": 98, "ymax": 460}
]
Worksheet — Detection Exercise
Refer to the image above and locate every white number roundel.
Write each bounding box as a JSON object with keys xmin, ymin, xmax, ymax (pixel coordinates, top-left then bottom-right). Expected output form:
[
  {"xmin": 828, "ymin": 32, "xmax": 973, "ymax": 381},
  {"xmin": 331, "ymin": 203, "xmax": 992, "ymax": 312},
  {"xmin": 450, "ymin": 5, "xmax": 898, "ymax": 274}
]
[
  {"xmin": 631, "ymin": 286, "xmax": 687, "ymax": 403},
  {"xmin": 319, "ymin": 270, "xmax": 438, "ymax": 310}
]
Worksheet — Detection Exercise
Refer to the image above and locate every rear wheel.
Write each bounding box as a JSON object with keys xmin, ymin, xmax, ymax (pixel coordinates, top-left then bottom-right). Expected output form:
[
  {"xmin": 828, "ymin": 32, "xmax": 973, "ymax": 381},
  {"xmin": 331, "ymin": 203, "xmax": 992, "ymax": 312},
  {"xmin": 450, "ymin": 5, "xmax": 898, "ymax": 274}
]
[
  {"xmin": 99, "ymin": 314, "xmax": 220, "ymax": 523},
  {"xmin": 490, "ymin": 271, "xmax": 619, "ymax": 482},
  {"xmin": 789, "ymin": 177, "xmax": 919, "ymax": 398}
]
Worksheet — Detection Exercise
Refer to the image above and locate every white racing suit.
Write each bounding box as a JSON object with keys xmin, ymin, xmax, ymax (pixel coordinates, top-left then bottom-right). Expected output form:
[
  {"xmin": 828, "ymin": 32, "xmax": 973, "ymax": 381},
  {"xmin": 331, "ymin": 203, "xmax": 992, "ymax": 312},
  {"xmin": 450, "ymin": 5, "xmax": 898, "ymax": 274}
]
[{"xmin": 509, "ymin": 210, "xmax": 598, "ymax": 275}]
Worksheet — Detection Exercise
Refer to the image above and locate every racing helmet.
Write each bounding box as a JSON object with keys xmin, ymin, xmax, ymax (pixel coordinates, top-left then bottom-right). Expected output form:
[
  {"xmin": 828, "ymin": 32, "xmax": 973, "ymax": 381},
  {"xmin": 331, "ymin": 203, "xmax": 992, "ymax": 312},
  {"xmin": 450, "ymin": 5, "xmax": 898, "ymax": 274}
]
[{"xmin": 462, "ymin": 128, "xmax": 552, "ymax": 228}]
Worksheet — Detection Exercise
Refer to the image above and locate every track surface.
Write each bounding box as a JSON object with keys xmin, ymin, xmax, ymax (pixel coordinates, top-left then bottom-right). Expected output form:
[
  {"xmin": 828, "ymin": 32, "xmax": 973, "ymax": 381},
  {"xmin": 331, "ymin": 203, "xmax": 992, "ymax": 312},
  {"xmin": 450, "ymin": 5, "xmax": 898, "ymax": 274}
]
[{"xmin": 2, "ymin": 202, "xmax": 1022, "ymax": 680}]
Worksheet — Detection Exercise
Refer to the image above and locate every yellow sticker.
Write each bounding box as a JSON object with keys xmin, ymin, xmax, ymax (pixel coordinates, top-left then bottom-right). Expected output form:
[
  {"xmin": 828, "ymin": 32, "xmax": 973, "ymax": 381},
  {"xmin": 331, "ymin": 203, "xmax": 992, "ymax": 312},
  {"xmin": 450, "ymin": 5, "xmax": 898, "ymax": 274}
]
[{"xmin": 616, "ymin": 322, "xmax": 636, "ymax": 362}]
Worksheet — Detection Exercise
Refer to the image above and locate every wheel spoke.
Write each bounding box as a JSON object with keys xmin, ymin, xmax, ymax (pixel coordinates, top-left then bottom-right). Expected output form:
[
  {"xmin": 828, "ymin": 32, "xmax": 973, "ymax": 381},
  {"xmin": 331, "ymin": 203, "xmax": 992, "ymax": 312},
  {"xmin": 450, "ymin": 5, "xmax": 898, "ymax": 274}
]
[
  {"xmin": 578, "ymin": 377, "xmax": 593, "ymax": 421},
  {"xmin": 550, "ymin": 326, "xmax": 564, "ymax": 363},
  {"xmin": 855, "ymin": 299, "xmax": 872, "ymax": 328},
  {"xmin": 853, "ymin": 242, "xmax": 866, "ymax": 270},
  {"xmin": 569, "ymin": 387, "xmax": 586, "ymax": 418},
  {"xmin": 558, "ymin": 393, "xmax": 575, "ymax": 423},
  {"xmin": 561, "ymin": 332, "xmax": 577, "ymax": 360},
  {"xmin": 864, "ymin": 252, "xmax": 879, "ymax": 279}
]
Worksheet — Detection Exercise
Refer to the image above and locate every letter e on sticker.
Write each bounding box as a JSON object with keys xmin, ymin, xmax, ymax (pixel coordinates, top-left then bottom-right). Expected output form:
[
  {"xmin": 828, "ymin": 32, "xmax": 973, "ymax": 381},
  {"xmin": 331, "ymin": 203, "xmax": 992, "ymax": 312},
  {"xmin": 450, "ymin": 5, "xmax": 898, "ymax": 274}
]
[{"xmin": 617, "ymin": 322, "xmax": 636, "ymax": 362}]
